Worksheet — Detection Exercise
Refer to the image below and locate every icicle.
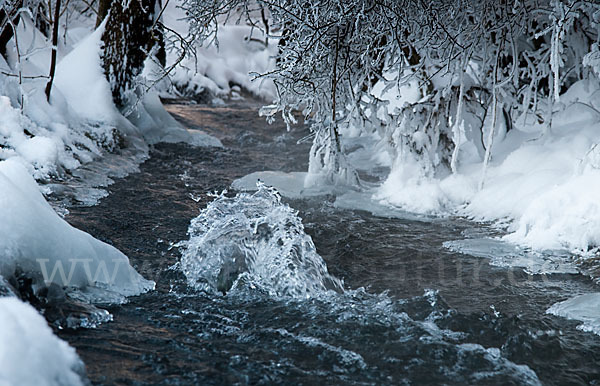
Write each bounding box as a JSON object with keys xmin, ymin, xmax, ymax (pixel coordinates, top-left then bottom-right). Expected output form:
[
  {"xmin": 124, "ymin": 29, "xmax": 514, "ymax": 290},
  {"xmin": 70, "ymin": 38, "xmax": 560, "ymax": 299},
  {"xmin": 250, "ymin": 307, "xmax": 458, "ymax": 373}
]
[
  {"xmin": 479, "ymin": 87, "xmax": 498, "ymax": 191},
  {"xmin": 450, "ymin": 56, "xmax": 466, "ymax": 174}
]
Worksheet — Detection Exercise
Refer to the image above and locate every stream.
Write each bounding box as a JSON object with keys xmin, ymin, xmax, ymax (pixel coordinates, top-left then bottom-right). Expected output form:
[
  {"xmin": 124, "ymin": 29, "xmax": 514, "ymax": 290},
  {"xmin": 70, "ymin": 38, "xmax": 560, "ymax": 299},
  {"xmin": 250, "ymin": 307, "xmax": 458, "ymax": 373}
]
[{"xmin": 52, "ymin": 100, "xmax": 600, "ymax": 385}]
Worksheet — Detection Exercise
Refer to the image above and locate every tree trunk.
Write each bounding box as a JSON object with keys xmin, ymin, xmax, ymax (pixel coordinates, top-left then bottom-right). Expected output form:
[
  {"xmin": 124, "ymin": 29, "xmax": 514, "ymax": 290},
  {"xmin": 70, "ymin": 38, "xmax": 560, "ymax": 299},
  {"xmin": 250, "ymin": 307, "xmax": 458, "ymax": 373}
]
[
  {"xmin": 45, "ymin": 0, "xmax": 61, "ymax": 102},
  {"xmin": 95, "ymin": 0, "xmax": 110, "ymax": 28},
  {"xmin": 101, "ymin": 0, "xmax": 157, "ymax": 108}
]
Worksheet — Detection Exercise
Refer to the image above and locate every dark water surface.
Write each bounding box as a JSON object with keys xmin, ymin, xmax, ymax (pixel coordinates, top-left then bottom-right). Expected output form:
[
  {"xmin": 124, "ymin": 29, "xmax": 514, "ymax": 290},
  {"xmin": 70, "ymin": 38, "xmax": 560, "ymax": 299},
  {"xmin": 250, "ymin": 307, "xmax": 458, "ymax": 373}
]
[{"xmin": 57, "ymin": 101, "xmax": 600, "ymax": 385}]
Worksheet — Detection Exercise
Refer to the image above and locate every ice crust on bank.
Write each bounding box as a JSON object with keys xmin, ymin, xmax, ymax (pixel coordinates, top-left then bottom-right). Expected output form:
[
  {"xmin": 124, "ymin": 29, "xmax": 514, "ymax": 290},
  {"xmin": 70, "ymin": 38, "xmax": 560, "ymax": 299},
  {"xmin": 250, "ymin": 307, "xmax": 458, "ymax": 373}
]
[
  {"xmin": 0, "ymin": 297, "xmax": 84, "ymax": 386},
  {"xmin": 232, "ymin": 171, "xmax": 337, "ymax": 199},
  {"xmin": 547, "ymin": 293, "xmax": 600, "ymax": 336},
  {"xmin": 232, "ymin": 171, "xmax": 432, "ymax": 221},
  {"xmin": 0, "ymin": 159, "xmax": 154, "ymax": 300},
  {"xmin": 443, "ymin": 238, "xmax": 579, "ymax": 275}
]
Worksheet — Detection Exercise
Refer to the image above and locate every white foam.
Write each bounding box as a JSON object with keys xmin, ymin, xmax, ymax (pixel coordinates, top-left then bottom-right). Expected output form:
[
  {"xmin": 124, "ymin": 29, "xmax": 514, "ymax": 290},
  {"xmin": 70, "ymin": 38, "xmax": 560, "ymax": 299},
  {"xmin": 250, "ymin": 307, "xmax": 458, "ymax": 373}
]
[{"xmin": 181, "ymin": 183, "xmax": 344, "ymax": 298}]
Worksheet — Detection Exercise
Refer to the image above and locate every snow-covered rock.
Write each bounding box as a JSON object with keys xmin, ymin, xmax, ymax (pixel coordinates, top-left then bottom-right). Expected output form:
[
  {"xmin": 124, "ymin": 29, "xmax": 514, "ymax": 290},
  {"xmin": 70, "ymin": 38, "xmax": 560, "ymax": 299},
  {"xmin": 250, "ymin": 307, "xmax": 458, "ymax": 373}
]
[{"xmin": 0, "ymin": 297, "xmax": 84, "ymax": 386}]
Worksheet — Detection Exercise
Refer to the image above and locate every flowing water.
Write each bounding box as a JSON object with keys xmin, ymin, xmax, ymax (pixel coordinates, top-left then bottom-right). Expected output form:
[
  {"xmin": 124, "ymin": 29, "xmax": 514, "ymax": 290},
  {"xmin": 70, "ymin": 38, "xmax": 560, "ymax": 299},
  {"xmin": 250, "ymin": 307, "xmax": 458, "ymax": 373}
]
[{"xmin": 52, "ymin": 100, "xmax": 600, "ymax": 385}]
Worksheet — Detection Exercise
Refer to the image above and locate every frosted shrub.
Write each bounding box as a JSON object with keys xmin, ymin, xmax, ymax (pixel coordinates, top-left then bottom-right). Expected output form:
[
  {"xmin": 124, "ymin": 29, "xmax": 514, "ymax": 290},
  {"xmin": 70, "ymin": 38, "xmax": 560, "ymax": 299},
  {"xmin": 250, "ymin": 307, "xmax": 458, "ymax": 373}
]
[{"xmin": 182, "ymin": 0, "xmax": 600, "ymax": 186}]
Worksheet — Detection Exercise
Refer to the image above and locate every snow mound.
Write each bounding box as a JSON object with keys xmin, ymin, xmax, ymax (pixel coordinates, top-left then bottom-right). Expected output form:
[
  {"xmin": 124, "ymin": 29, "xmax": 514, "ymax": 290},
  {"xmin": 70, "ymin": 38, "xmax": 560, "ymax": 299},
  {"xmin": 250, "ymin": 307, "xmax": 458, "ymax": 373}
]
[
  {"xmin": 0, "ymin": 159, "xmax": 154, "ymax": 301},
  {"xmin": 547, "ymin": 293, "xmax": 600, "ymax": 335},
  {"xmin": 0, "ymin": 297, "xmax": 84, "ymax": 386},
  {"xmin": 126, "ymin": 90, "xmax": 222, "ymax": 147},
  {"xmin": 0, "ymin": 17, "xmax": 146, "ymax": 183},
  {"xmin": 367, "ymin": 79, "xmax": 600, "ymax": 253},
  {"xmin": 0, "ymin": 96, "xmax": 60, "ymax": 178},
  {"xmin": 54, "ymin": 21, "xmax": 125, "ymax": 125},
  {"xmin": 55, "ymin": 23, "xmax": 220, "ymax": 148}
]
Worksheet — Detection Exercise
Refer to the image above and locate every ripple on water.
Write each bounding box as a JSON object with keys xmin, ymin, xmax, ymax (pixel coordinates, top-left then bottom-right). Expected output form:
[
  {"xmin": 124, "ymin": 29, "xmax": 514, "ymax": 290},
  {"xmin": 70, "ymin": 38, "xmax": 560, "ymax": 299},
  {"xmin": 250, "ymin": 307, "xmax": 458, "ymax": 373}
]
[{"xmin": 175, "ymin": 184, "xmax": 542, "ymax": 385}]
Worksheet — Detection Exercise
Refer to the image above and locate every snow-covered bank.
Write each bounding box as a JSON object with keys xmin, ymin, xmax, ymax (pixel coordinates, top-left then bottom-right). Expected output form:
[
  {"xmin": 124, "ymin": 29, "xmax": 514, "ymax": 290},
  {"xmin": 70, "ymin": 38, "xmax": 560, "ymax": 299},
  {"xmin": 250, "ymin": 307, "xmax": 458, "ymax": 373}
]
[
  {"xmin": 0, "ymin": 159, "xmax": 155, "ymax": 300},
  {"xmin": 159, "ymin": 0, "xmax": 277, "ymax": 102},
  {"xmin": 0, "ymin": 14, "xmax": 221, "ymax": 181},
  {"xmin": 0, "ymin": 10, "xmax": 225, "ymax": 304},
  {"xmin": 374, "ymin": 80, "xmax": 600, "ymax": 254},
  {"xmin": 234, "ymin": 78, "xmax": 600, "ymax": 256},
  {"xmin": 0, "ymin": 17, "xmax": 137, "ymax": 181},
  {"xmin": 0, "ymin": 297, "xmax": 84, "ymax": 385}
]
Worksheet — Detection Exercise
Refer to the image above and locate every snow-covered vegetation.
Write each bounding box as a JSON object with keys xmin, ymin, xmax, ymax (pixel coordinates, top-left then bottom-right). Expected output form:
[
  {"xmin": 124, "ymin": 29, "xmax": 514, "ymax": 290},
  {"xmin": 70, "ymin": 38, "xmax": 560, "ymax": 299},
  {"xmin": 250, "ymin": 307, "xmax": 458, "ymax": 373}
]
[{"xmin": 182, "ymin": 0, "xmax": 600, "ymax": 255}]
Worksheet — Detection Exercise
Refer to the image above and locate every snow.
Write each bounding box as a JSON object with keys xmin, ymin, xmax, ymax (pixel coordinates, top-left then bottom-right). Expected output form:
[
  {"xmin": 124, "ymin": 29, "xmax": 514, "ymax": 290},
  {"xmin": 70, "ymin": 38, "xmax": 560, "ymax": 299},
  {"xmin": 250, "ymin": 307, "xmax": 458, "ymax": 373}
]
[
  {"xmin": 0, "ymin": 16, "xmax": 143, "ymax": 181},
  {"xmin": 54, "ymin": 22, "xmax": 221, "ymax": 148},
  {"xmin": 0, "ymin": 297, "xmax": 84, "ymax": 386},
  {"xmin": 161, "ymin": 0, "xmax": 277, "ymax": 101},
  {"xmin": 232, "ymin": 78, "xmax": 600, "ymax": 257},
  {"xmin": 370, "ymin": 78, "xmax": 600, "ymax": 253},
  {"xmin": 54, "ymin": 21, "xmax": 128, "ymax": 125},
  {"xmin": 547, "ymin": 293, "xmax": 600, "ymax": 336},
  {"xmin": 370, "ymin": 70, "xmax": 422, "ymax": 114},
  {"xmin": 0, "ymin": 96, "xmax": 58, "ymax": 178},
  {"xmin": 0, "ymin": 13, "xmax": 219, "ymax": 185},
  {"xmin": 0, "ymin": 12, "xmax": 221, "ymax": 303},
  {"xmin": 126, "ymin": 88, "xmax": 222, "ymax": 147},
  {"xmin": 0, "ymin": 159, "xmax": 154, "ymax": 301}
]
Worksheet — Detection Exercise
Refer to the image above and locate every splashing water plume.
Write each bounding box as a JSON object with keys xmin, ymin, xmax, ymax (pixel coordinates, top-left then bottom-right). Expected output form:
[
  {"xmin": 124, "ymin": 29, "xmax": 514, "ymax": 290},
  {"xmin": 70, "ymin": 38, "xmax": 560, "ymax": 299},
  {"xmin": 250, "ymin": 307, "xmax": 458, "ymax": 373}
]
[{"xmin": 181, "ymin": 183, "xmax": 344, "ymax": 298}]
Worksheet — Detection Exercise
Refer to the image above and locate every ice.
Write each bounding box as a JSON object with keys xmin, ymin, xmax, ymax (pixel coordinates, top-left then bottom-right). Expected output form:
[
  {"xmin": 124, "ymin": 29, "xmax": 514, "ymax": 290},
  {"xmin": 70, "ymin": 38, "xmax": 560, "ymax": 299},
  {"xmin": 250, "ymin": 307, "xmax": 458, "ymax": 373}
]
[
  {"xmin": 0, "ymin": 159, "xmax": 154, "ymax": 301},
  {"xmin": 233, "ymin": 171, "xmax": 442, "ymax": 221},
  {"xmin": 444, "ymin": 238, "xmax": 579, "ymax": 275},
  {"xmin": 180, "ymin": 183, "xmax": 344, "ymax": 298},
  {"xmin": 232, "ymin": 171, "xmax": 336, "ymax": 198},
  {"xmin": 0, "ymin": 297, "xmax": 84, "ymax": 386},
  {"xmin": 547, "ymin": 293, "xmax": 600, "ymax": 335},
  {"xmin": 334, "ymin": 190, "xmax": 435, "ymax": 221}
]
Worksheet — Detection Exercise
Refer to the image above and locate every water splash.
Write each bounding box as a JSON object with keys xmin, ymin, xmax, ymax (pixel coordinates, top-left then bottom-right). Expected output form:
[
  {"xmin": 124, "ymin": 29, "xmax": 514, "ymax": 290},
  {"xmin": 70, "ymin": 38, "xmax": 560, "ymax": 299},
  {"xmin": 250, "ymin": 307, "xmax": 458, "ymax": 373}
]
[{"xmin": 180, "ymin": 183, "xmax": 344, "ymax": 298}]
